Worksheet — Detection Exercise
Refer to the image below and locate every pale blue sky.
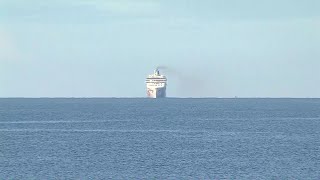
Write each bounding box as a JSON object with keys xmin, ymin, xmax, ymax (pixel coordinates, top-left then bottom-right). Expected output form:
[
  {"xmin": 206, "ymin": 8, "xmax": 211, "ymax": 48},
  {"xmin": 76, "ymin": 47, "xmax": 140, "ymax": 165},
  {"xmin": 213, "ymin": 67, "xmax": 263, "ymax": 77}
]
[{"xmin": 1, "ymin": 0, "xmax": 319, "ymax": 97}]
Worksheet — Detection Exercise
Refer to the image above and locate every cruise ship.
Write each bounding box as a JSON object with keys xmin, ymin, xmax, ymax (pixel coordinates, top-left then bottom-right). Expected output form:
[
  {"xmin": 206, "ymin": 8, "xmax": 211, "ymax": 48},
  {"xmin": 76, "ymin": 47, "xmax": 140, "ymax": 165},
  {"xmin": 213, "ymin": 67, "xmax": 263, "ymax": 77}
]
[{"xmin": 146, "ymin": 68, "xmax": 167, "ymax": 98}]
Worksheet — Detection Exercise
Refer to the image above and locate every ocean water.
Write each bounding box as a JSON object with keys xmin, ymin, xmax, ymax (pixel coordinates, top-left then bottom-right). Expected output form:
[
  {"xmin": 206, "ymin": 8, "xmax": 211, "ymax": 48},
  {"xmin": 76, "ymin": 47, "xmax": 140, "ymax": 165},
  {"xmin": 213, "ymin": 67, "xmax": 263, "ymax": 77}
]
[{"xmin": 0, "ymin": 98, "xmax": 320, "ymax": 179}]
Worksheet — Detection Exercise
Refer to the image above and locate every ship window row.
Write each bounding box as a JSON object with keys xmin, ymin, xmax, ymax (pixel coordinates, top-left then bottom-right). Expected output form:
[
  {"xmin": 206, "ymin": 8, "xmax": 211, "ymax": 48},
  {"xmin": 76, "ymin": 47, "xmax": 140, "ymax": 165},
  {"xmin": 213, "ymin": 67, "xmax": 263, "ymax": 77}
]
[
  {"xmin": 146, "ymin": 79, "xmax": 166, "ymax": 81},
  {"xmin": 146, "ymin": 80, "xmax": 166, "ymax": 81},
  {"xmin": 146, "ymin": 80, "xmax": 166, "ymax": 82},
  {"xmin": 146, "ymin": 81, "xmax": 167, "ymax": 83},
  {"xmin": 148, "ymin": 84, "xmax": 164, "ymax": 87},
  {"xmin": 146, "ymin": 82, "xmax": 166, "ymax": 84}
]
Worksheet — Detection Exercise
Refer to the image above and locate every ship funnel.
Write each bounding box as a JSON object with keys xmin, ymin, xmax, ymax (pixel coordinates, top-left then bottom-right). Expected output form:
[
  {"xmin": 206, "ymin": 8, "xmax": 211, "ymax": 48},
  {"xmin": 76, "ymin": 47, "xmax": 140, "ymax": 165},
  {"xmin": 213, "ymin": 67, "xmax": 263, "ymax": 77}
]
[{"xmin": 154, "ymin": 69, "xmax": 160, "ymax": 76}]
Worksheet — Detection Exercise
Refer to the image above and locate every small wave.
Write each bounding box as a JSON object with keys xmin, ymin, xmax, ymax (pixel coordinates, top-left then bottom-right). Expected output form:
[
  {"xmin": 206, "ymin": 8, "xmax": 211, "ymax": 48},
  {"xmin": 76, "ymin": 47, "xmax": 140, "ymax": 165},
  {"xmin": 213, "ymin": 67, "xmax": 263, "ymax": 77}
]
[
  {"xmin": 0, "ymin": 129, "xmax": 184, "ymax": 133},
  {"xmin": 0, "ymin": 119, "xmax": 139, "ymax": 124}
]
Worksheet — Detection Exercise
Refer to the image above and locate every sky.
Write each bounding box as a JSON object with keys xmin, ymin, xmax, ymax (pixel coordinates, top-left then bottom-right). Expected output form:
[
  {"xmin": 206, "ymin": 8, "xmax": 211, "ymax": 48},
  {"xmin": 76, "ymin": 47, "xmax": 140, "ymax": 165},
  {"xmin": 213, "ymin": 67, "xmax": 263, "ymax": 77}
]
[{"xmin": 0, "ymin": 0, "xmax": 319, "ymax": 97}]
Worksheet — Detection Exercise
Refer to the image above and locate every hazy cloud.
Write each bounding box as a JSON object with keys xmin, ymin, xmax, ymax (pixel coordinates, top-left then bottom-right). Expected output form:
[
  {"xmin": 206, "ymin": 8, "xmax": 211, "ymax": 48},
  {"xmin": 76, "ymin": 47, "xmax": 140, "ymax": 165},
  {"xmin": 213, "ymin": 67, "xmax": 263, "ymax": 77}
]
[
  {"xmin": 0, "ymin": 29, "xmax": 17, "ymax": 61},
  {"xmin": 77, "ymin": 0, "xmax": 161, "ymax": 15},
  {"xmin": 0, "ymin": 0, "xmax": 162, "ymax": 23}
]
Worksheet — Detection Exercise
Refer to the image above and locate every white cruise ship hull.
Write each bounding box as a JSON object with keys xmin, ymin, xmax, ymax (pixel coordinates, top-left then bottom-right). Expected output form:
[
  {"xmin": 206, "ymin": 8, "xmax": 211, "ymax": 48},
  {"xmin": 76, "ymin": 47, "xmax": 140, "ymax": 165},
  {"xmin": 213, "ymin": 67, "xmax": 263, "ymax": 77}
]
[
  {"xmin": 147, "ymin": 87, "xmax": 166, "ymax": 98},
  {"xmin": 146, "ymin": 68, "xmax": 167, "ymax": 98}
]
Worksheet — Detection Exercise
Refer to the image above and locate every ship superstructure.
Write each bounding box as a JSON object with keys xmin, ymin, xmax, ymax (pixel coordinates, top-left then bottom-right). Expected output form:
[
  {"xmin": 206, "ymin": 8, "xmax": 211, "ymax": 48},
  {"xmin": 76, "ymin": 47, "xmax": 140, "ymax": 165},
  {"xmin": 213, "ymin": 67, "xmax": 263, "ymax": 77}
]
[{"xmin": 146, "ymin": 68, "xmax": 167, "ymax": 98}]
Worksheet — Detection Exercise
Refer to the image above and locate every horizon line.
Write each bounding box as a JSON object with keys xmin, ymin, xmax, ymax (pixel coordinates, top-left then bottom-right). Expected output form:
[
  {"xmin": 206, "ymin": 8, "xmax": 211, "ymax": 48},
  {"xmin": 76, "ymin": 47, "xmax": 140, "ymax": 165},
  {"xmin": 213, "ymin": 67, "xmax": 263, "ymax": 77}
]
[{"xmin": 0, "ymin": 97, "xmax": 319, "ymax": 99}]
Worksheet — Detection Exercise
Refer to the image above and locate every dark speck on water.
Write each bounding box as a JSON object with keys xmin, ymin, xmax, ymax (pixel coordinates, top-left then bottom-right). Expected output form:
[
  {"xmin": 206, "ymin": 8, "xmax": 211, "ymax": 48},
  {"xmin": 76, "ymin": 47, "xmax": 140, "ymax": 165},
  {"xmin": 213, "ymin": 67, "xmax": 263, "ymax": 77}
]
[{"xmin": 0, "ymin": 98, "xmax": 320, "ymax": 179}]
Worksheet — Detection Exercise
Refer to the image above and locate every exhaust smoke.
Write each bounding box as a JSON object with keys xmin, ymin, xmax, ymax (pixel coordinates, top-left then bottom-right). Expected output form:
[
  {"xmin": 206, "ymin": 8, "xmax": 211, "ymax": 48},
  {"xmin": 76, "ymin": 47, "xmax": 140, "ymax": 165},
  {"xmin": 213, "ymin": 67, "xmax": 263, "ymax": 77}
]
[{"xmin": 156, "ymin": 65, "xmax": 214, "ymax": 97}]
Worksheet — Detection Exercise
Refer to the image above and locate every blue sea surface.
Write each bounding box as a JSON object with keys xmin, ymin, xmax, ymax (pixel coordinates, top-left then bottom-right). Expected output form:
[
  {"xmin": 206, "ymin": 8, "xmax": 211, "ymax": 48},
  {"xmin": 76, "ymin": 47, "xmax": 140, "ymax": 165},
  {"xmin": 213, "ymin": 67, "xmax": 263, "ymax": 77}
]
[{"xmin": 0, "ymin": 98, "xmax": 320, "ymax": 179}]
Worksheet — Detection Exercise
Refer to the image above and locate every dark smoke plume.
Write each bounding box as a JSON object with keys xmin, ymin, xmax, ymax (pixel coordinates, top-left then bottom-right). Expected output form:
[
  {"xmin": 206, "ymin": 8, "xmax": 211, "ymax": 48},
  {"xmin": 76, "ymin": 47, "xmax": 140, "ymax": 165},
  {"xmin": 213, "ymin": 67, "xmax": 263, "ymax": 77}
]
[
  {"xmin": 156, "ymin": 65, "xmax": 214, "ymax": 97},
  {"xmin": 156, "ymin": 66, "xmax": 169, "ymax": 70}
]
